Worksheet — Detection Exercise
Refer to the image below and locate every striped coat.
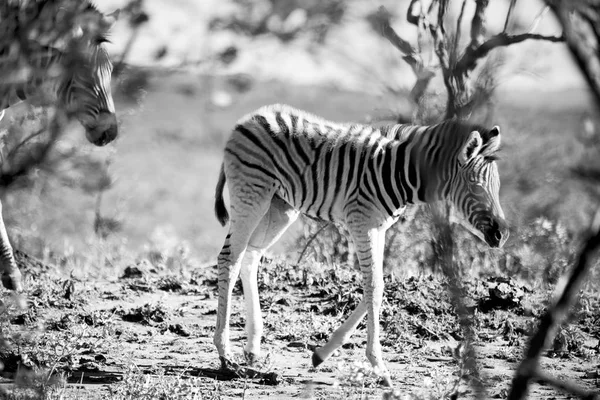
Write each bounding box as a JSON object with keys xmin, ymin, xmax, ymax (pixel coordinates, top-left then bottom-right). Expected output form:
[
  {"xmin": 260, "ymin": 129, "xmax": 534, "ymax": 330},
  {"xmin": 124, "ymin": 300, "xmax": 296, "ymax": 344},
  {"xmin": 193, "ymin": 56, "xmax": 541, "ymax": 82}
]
[{"xmin": 213, "ymin": 104, "xmax": 508, "ymax": 386}]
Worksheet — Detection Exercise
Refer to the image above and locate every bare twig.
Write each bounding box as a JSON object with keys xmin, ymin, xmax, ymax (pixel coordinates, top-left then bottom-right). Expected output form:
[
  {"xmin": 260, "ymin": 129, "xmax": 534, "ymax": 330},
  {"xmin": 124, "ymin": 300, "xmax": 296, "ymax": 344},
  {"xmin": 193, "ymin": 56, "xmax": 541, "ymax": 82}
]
[
  {"xmin": 547, "ymin": 0, "xmax": 600, "ymax": 108},
  {"xmin": 527, "ymin": 5, "xmax": 551, "ymax": 34},
  {"xmin": 426, "ymin": 0, "xmax": 437, "ymax": 17},
  {"xmin": 376, "ymin": 6, "xmax": 436, "ymax": 107},
  {"xmin": 3, "ymin": 127, "xmax": 47, "ymax": 164},
  {"xmin": 0, "ymin": 111, "xmax": 65, "ymax": 188},
  {"xmin": 407, "ymin": 0, "xmax": 421, "ymax": 26},
  {"xmin": 534, "ymin": 368, "xmax": 599, "ymax": 400},
  {"xmin": 376, "ymin": 6, "xmax": 424, "ymax": 74},
  {"xmin": 453, "ymin": 0, "xmax": 468, "ymax": 61},
  {"xmin": 439, "ymin": 0, "xmax": 449, "ymax": 34},
  {"xmin": 427, "ymin": 11, "xmax": 453, "ymax": 117},
  {"xmin": 113, "ymin": 2, "xmax": 149, "ymax": 77},
  {"xmin": 428, "ymin": 11, "xmax": 449, "ymax": 71},
  {"xmin": 296, "ymin": 223, "xmax": 330, "ymax": 265},
  {"xmin": 503, "ymin": 0, "xmax": 518, "ymax": 33},
  {"xmin": 113, "ymin": 28, "xmax": 140, "ymax": 77}
]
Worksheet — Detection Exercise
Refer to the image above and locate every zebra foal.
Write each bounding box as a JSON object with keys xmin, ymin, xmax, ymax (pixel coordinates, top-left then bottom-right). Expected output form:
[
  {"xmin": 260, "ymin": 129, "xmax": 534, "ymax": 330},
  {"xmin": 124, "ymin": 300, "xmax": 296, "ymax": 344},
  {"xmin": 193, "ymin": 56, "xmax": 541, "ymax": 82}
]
[
  {"xmin": 214, "ymin": 104, "xmax": 509, "ymax": 386},
  {"xmin": 0, "ymin": 1, "xmax": 119, "ymax": 291}
]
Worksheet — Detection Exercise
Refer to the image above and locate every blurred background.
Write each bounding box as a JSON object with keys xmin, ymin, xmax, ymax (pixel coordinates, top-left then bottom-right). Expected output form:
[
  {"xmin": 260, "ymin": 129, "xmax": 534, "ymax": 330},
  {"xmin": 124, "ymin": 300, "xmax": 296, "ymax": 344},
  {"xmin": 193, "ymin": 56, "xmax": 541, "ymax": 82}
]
[{"xmin": 1, "ymin": 0, "xmax": 598, "ymax": 281}]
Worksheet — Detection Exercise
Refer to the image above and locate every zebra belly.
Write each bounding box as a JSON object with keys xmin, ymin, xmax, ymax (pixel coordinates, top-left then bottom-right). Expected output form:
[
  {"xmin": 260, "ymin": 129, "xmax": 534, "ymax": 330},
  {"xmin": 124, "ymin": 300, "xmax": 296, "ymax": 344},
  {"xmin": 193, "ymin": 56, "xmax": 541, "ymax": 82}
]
[{"xmin": 275, "ymin": 182, "xmax": 345, "ymax": 223}]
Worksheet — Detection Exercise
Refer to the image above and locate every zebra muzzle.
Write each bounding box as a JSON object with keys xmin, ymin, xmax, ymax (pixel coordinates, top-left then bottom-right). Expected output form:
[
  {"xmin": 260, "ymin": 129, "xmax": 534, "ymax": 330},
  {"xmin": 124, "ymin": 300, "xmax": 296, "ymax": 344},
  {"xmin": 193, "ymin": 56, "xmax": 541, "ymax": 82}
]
[
  {"xmin": 482, "ymin": 218, "xmax": 509, "ymax": 248},
  {"xmin": 85, "ymin": 111, "xmax": 118, "ymax": 146}
]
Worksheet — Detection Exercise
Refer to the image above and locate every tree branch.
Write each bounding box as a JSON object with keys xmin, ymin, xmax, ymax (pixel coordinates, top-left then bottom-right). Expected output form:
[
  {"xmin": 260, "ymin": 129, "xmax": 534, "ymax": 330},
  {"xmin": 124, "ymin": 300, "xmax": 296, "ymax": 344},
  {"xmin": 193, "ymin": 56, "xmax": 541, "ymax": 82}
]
[
  {"xmin": 437, "ymin": 0, "xmax": 448, "ymax": 36},
  {"xmin": 407, "ymin": 0, "xmax": 421, "ymax": 26},
  {"xmin": 469, "ymin": 0, "xmax": 490, "ymax": 51},
  {"xmin": 453, "ymin": 0, "xmax": 468, "ymax": 60},
  {"xmin": 508, "ymin": 214, "xmax": 600, "ymax": 400},
  {"xmin": 458, "ymin": 1, "xmax": 564, "ymax": 78},
  {"xmin": 456, "ymin": 32, "xmax": 564, "ymax": 76},
  {"xmin": 376, "ymin": 6, "xmax": 422, "ymax": 71},
  {"xmin": 428, "ymin": 1, "xmax": 450, "ymax": 71},
  {"xmin": 453, "ymin": 0, "xmax": 491, "ymax": 86},
  {"xmin": 376, "ymin": 6, "xmax": 436, "ymax": 105},
  {"xmin": 423, "ymin": 1, "xmax": 454, "ymax": 116},
  {"xmin": 547, "ymin": 0, "xmax": 600, "ymax": 108},
  {"xmin": 507, "ymin": 3, "xmax": 600, "ymax": 398}
]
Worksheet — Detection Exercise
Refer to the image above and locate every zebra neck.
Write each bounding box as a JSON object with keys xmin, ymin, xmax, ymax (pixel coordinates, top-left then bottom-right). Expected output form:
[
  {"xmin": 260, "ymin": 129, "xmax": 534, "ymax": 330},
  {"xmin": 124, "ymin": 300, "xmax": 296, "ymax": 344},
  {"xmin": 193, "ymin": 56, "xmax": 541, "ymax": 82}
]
[{"xmin": 389, "ymin": 131, "xmax": 448, "ymax": 206}]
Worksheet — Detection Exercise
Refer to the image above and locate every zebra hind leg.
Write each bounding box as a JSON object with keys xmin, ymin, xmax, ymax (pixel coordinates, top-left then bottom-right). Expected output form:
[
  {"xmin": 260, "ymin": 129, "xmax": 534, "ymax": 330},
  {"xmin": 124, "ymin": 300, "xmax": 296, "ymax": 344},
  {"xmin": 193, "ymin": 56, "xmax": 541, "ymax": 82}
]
[
  {"xmin": 213, "ymin": 192, "xmax": 274, "ymax": 370},
  {"xmin": 0, "ymin": 200, "xmax": 22, "ymax": 291},
  {"xmin": 240, "ymin": 196, "xmax": 299, "ymax": 366}
]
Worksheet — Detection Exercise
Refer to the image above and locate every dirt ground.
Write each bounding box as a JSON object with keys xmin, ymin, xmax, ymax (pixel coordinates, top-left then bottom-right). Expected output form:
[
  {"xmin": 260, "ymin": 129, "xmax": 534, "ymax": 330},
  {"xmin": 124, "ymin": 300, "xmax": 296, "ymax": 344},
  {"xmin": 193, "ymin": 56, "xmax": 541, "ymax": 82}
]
[{"xmin": 1, "ymin": 252, "xmax": 598, "ymax": 400}]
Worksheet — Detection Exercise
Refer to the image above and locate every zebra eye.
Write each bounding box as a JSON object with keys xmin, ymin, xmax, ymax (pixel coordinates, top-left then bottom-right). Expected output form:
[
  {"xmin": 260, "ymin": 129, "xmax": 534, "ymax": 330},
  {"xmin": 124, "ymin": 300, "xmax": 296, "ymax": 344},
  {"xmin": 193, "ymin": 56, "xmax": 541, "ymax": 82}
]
[
  {"xmin": 95, "ymin": 36, "xmax": 110, "ymax": 45},
  {"xmin": 472, "ymin": 185, "xmax": 485, "ymax": 195}
]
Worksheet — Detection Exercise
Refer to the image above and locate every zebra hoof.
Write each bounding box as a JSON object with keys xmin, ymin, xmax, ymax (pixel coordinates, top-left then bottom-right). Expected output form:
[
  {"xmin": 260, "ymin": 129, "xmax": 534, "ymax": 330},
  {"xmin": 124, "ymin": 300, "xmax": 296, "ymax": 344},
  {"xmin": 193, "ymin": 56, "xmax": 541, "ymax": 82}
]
[
  {"xmin": 311, "ymin": 351, "xmax": 324, "ymax": 367},
  {"xmin": 380, "ymin": 374, "xmax": 393, "ymax": 388},
  {"xmin": 244, "ymin": 351, "xmax": 258, "ymax": 366},
  {"xmin": 1, "ymin": 272, "xmax": 22, "ymax": 292},
  {"xmin": 219, "ymin": 356, "xmax": 238, "ymax": 371}
]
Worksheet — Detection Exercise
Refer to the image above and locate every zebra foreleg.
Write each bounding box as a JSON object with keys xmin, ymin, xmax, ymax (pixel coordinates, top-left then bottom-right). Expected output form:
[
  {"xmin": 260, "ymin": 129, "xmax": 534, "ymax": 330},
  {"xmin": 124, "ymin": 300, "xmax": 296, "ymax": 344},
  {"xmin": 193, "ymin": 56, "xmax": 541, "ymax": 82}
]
[
  {"xmin": 0, "ymin": 201, "xmax": 22, "ymax": 291},
  {"xmin": 312, "ymin": 300, "xmax": 367, "ymax": 366},
  {"xmin": 360, "ymin": 228, "xmax": 390, "ymax": 386},
  {"xmin": 313, "ymin": 225, "xmax": 392, "ymax": 386}
]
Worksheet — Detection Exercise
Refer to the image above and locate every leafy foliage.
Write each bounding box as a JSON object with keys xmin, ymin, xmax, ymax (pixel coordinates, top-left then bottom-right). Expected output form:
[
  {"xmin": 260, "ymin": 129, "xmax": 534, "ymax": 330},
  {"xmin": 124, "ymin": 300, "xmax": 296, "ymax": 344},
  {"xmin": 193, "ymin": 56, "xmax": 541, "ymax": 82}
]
[
  {"xmin": 209, "ymin": 0, "xmax": 346, "ymax": 44},
  {"xmin": 106, "ymin": 365, "xmax": 222, "ymax": 400},
  {"xmin": 117, "ymin": 302, "xmax": 171, "ymax": 326},
  {"xmin": 296, "ymin": 208, "xmax": 583, "ymax": 289}
]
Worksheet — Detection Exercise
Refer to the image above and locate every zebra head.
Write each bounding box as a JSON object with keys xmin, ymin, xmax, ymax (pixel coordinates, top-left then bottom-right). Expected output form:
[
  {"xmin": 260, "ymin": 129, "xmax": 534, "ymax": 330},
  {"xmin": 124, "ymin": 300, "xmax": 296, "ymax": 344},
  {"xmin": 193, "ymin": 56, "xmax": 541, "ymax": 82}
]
[
  {"xmin": 450, "ymin": 125, "xmax": 509, "ymax": 248},
  {"xmin": 60, "ymin": 6, "xmax": 119, "ymax": 146}
]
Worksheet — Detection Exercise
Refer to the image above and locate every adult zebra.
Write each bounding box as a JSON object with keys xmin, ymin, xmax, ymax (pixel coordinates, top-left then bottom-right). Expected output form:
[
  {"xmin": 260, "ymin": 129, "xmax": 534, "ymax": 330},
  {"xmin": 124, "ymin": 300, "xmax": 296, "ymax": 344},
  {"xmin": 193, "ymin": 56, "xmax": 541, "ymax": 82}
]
[
  {"xmin": 213, "ymin": 104, "xmax": 509, "ymax": 386},
  {"xmin": 0, "ymin": 1, "xmax": 119, "ymax": 291}
]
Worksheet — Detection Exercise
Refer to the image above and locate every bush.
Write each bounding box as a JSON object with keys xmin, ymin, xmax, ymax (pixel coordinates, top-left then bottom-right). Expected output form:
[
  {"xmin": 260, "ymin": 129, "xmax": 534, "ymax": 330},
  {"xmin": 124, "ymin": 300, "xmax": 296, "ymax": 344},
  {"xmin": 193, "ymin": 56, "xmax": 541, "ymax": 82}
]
[{"xmin": 294, "ymin": 208, "xmax": 580, "ymax": 288}]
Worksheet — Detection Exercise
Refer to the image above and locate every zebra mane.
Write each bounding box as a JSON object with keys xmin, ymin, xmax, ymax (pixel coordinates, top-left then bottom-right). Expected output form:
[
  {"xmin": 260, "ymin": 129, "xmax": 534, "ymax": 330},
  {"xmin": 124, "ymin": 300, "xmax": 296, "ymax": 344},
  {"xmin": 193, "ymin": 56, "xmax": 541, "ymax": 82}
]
[
  {"xmin": 84, "ymin": 1, "xmax": 99, "ymax": 12},
  {"xmin": 82, "ymin": 1, "xmax": 107, "ymax": 17},
  {"xmin": 74, "ymin": 1, "xmax": 113, "ymax": 43},
  {"xmin": 443, "ymin": 120, "xmax": 502, "ymax": 161},
  {"xmin": 27, "ymin": 0, "xmax": 101, "ymax": 13}
]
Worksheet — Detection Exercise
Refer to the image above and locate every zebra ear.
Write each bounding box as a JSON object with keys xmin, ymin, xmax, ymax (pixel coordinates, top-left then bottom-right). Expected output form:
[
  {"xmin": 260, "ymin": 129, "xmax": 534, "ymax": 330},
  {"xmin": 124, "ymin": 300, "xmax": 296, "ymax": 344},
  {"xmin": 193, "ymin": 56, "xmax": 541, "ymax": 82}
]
[
  {"xmin": 481, "ymin": 125, "xmax": 501, "ymax": 156},
  {"xmin": 104, "ymin": 8, "xmax": 121, "ymax": 25},
  {"xmin": 72, "ymin": 26, "xmax": 84, "ymax": 38},
  {"xmin": 459, "ymin": 131, "xmax": 483, "ymax": 164},
  {"xmin": 104, "ymin": 9, "xmax": 120, "ymax": 28}
]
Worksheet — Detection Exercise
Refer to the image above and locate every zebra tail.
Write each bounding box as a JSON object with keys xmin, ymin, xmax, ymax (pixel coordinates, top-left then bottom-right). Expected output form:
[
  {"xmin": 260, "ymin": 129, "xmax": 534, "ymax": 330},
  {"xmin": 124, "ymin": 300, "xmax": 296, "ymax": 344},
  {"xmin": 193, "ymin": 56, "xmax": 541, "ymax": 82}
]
[{"xmin": 214, "ymin": 163, "xmax": 229, "ymax": 226}]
